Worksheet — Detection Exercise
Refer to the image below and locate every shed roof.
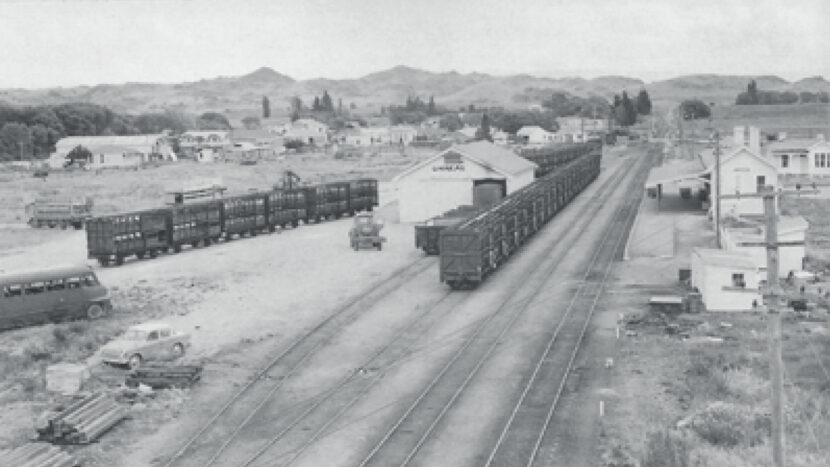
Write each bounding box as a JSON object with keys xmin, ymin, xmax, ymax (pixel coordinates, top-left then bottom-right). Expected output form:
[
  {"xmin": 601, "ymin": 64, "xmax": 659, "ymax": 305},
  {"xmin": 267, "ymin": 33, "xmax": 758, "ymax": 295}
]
[
  {"xmin": 698, "ymin": 146, "xmax": 777, "ymax": 173},
  {"xmin": 693, "ymin": 248, "xmax": 757, "ymax": 270},
  {"xmin": 645, "ymin": 158, "xmax": 708, "ymax": 188},
  {"xmin": 55, "ymin": 134, "xmax": 165, "ymax": 154},
  {"xmin": 393, "ymin": 140, "xmax": 537, "ymax": 182}
]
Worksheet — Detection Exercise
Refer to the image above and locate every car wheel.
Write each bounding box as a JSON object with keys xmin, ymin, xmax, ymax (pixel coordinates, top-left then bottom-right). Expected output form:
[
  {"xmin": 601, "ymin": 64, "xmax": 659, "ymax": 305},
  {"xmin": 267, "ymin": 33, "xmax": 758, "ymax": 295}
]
[
  {"xmin": 86, "ymin": 304, "xmax": 105, "ymax": 319},
  {"xmin": 128, "ymin": 354, "xmax": 142, "ymax": 370},
  {"xmin": 172, "ymin": 343, "xmax": 185, "ymax": 358}
]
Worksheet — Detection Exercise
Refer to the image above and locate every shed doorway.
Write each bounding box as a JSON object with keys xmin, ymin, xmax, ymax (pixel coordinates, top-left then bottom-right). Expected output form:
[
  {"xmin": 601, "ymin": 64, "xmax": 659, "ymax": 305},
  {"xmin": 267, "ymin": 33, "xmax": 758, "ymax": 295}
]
[{"xmin": 473, "ymin": 178, "xmax": 506, "ymax": 209}]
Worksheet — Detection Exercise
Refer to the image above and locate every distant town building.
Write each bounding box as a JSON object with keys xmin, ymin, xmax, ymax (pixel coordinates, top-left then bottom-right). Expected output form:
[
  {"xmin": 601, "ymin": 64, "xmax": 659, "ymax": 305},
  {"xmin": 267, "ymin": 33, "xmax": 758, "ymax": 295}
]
[
  {"xmin": 49, "ymin": 134, "xmax": 173, "ymax": 169},
  {"xmin": 179, "ymin": 131, "xmax": 231, "ymax": 158},
  {"xmin": 389, "ymin": 125, "xmax": 418, "ymax": 145},
  {"xmin": 283, "ymin": 119, "xmax": 329, "ymax": 145},
  {"xmin": 516, "ymin": 126, "xmax": 555, "ymax": 145}
]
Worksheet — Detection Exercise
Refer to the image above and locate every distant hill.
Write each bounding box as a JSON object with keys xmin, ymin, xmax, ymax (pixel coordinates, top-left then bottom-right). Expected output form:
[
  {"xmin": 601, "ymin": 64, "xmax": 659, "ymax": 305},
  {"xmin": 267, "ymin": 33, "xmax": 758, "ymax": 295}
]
[{"xmin": 0, "ymin": 66, "xmax": 826, "ymax": 116}]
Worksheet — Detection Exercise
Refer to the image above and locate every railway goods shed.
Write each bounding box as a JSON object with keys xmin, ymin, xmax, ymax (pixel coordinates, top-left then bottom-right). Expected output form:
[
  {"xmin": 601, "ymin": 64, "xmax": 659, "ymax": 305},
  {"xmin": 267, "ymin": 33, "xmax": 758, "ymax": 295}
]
[{"xmin": 394, "ymin": 141, "xmax": 537, "ymax": 222}]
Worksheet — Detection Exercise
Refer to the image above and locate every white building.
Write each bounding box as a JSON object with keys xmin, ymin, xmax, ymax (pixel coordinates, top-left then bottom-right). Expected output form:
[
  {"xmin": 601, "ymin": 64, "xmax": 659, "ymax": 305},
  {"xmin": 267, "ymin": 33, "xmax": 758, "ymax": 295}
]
[
  {"xmin": 389, "ymin": 125, "xmax": 418, "ymax": 145},
  {"xmin": 705, "ymin": 145, "xmax": 779, "ymax": 219},
  {"xmin": 721, "ymin": 216, "xmax": 808, "ymax": 278},
  {"xmin": 517, "ymin": 126, "xmax": 556, "ymax": 145},
  {"xmin": 283, "ymin": 119, "xmax": 329, "ymax": 145},
  {"xmin": 49, "ymin": 134, "xmax": 173, "ymax": 169},
  {"xmin": 393, "ymin": 141, "xmax": 537, "ymax": 222},
  {"xmin": 691, "ymin": 248, "xmax": 763, "ymax": 312},
  {"xmin": 767, "ymin": 136, "xmax": 830, "ymax": 177}
]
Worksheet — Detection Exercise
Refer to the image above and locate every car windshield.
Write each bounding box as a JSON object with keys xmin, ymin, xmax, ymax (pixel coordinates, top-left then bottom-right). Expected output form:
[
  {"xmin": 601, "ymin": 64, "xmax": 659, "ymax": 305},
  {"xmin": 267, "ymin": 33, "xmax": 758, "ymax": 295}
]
[{"xmin": 123, "ymin": 329, "xmax": 148, "ymax": 340}]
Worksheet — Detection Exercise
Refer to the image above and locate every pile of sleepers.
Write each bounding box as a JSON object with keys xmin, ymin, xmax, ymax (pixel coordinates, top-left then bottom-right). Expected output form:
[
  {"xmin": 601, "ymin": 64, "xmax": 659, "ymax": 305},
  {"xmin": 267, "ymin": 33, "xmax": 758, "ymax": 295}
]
[
  {"xmin": 37, "ymin": 392, "xmax": 126, "ymax": 445},
  {"xmin": 0, "ymin": 443, "xmax": 78, "ymax": 467},
  {"xmin": 125, "ymin": 363, "xmax": 202, "ymax": 389}
]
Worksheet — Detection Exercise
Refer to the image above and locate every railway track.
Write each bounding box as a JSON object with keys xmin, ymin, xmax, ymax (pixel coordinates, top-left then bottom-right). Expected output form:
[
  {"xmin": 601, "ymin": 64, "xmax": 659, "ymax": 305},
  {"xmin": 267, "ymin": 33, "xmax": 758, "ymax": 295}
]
[
  {"xmin": 481, "ymin": 148, "xmax": 654, "ymax": 467},
  {"xmin": 354, "ymin": 151, "xmax": 649, "ymax": 467},
  {"xmin": 181, "ymin": 158, "xmax": 632, "ymax": 467},
  {"xmin": 160, "ymin": 256, "xmax": 437, "ymax": 467}
]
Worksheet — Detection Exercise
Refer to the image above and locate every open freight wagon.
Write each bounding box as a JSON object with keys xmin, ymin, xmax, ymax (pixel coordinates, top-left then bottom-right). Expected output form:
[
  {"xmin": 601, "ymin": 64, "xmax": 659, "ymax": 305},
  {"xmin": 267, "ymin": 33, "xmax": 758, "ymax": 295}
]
[
  {"xmin": 439, "ymin": 149, "xmax": 602, "ymax": 289},
  {"xmin": 87, "ymin": 178, "xmax": 379, "ymax": 266},
  {"xmin": 414, "ymin": 205, "xmax": 479, "ymax": 255}
]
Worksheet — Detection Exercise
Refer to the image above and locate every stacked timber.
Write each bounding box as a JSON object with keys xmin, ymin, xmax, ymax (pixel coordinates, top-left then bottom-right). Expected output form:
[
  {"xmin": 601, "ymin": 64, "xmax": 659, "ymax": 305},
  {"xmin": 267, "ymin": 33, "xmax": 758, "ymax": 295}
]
[
  {"xmin": 125, "ymin": 364, "xmax": 202, "ymax": 389},
  {"xmin": 37, "ymin": 392, "xmax": 126, "ymax": 444},
  {"xmin": 0, "ymin": 443, "xmax": 77, "ymax": 467}
]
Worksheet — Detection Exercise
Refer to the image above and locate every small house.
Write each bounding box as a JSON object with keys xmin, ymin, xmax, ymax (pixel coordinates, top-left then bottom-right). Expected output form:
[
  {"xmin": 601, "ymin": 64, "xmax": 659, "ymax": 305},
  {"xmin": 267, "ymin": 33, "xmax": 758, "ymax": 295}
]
[
  {"xmin": 721, "ymin": 216, "xmax": 808, "ymax": 277},
  {"xmin": 767, "ymin": 135, "xmax": 830, "ymax": 177},
  {"xmin": 517, "ymin": 126, "xmax": 556, "ymax": 145},
  {"xmin": 691, "ymin": 248, "xmax": 762, "ymax": 312}
]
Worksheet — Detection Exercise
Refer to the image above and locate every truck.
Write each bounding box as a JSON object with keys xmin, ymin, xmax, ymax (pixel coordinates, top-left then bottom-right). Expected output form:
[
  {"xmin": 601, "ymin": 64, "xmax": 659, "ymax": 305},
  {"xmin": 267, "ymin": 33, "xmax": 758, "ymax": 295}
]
[
  {"xmin": 26, "ymin": 197, "xmax": 93, "ymax": 229},
  {"xmin": 349, "ymin": 212, "xmax": 386, "ymax": 251}
]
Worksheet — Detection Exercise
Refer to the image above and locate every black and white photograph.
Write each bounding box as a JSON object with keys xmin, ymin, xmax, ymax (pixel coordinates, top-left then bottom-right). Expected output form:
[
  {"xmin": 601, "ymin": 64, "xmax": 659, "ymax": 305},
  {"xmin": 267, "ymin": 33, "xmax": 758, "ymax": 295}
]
[{"xmin": 0, "ymin": 0, "xmax": 828, "ymax": 466}]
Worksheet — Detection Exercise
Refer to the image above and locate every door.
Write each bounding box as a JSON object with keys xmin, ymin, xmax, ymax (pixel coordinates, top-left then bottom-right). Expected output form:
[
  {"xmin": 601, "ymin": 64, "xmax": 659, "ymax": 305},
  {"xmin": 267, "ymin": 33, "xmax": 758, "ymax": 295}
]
[{"xmin": 473, "ymin": 179, "xmax": 506, "ymax": 209}]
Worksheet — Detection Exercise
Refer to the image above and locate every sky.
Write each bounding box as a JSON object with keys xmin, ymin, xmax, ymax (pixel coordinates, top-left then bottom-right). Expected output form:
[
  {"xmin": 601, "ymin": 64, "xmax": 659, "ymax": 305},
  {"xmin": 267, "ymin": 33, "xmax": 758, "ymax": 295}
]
[{"xmin": 0, "ymin": 0, "xmax": 827, "ymax": 89}]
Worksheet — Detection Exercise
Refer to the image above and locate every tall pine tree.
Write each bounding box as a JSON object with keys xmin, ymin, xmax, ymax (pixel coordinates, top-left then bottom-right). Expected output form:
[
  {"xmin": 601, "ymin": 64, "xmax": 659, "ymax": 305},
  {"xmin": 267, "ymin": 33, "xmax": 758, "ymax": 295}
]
[
  {"xmin": 636, "ymin": 89, "xmax": 651, "ymax": 116},
  {"xmin": 321, "ymin": 91, "xmax": 333, "ymax": 111},
  {"xmin": 262, "ymin": 96, "xmax": 271, "ymax": 119},
  {"xmin": 475, "ymin": 113, "xmax": 493, "ymax": 142}
]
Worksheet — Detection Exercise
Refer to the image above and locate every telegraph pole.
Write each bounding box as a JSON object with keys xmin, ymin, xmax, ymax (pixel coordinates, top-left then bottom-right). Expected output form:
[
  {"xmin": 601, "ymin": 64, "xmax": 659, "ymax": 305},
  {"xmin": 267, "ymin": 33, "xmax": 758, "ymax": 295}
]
[
  {"xmin": 715, "ymin": 131, "xmax": 721, "ymax": 248},
  {"xmin": 763, "ymin": 187, "xmax": 785, "ymax": 467}
]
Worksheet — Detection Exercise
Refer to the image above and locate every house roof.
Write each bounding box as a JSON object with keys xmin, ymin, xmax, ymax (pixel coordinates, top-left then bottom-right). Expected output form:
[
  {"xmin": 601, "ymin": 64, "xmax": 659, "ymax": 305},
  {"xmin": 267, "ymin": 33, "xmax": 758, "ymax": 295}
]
[
  {"xmin": 55, "ymin": 134, "xmax": 165, "ymax": 152},
  {"xmin": 645, "ymin": 158, "xmax": 708, "ymax": 188},
  {"xmin": 182, "ymin": 131, "xmax": 228, "ymax": 137},
  {"xmin": 517, "ymin": 125, "xmax": 548, "ymax": 135},
  {"xmin": 724, "ymin": 215, "xmax": 809, "ymax": 238},
  {"xmin": 693, "ymin": 248, "xmax": 757, "ymax": 270},
  {"xmin": 231, "ymin": 129, "xmax": 278, "ymax": 140},
  {"xmin": 699, "ymin": 146, "xmax": 777, "ymax": 173},
  {"xmin": 767, "ymin": 138, "xmax": 829, "ymax": 153},
  {"xmin": 89, "ymin": 144, "xmax": 146, "ymax": 154},
  {"xmin": 393, "ymin": 140, "xmax": 537, "ymax": 181}
]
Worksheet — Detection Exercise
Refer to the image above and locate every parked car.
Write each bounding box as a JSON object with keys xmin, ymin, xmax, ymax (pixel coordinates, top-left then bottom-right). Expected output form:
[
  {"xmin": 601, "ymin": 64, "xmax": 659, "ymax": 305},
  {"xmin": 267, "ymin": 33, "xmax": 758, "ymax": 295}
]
[{"xmin": 100, "ymin": 322, "xmax": 190, "ymax": 369}]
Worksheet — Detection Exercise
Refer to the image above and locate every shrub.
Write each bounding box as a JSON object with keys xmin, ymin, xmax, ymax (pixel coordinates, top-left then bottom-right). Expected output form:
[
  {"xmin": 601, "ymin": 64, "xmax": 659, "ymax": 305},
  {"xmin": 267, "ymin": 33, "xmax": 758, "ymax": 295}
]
[
  {"xmin": 641, "ymin": 430, "xmax": 691, "ymax": 467},
  {"xmin": 687, "ymin": 402, "xmax": 770, "ymax": 447}
]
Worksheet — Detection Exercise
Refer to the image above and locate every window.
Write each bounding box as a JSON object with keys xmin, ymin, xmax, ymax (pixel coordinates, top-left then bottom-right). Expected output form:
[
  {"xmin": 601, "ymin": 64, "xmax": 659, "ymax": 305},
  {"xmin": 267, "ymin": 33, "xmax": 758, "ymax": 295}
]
[
  {"xmin": 3, "ymin": 285, "xmax": 23, "ymax": 297},
  {"xmin": 25, "ymin": 282, "xmax": 46, "ymax": 294},
  {"xmin": 82, "ymin": 274, "xmax": 99, "ymax": 287},
  {"xmin": 756, "ymin": 175, "xmax": 766, "ymax": 192},
  {"xmin": 100, "ymin": 154, "xmax": 104, "ymax": 164},
  {"xmin": 47, "ymin": 279, "xmax": 65, "ymax": 291},
  {"xmin": 732, "ymin": 273, "xmax": 746, "ymax": 288},
  {"xmin": 781, "ymin": 154, "xmax": 789, "ymax": 168},
  {"xmin": 147, "ymin": 331, "xmax": 159, "ymax": 340},
  {"xmin": 66, "ymin": 277, "xmax": 81, "ymax": 289},
  {"xmin": 816, "ymin": 153, "xmax": 827, "ymax": 168},
  {"xmin": 160, "ymin": 328, "xmax": 171, "ymax": 338}
]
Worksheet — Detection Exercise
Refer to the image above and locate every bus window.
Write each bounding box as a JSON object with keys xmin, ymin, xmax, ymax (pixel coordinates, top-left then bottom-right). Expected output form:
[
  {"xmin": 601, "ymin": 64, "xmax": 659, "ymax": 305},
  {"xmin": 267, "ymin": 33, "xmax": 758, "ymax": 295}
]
[
  {"xmin": 25, "ymin": 282, "xmax": 46, "ymax": 294},
  {"xmin": 147, "ymin": 331, "xmax": 159, "ymax": 341},
  {"xmin": 66, "ymin": 277, "xmax": 81, "ymax": 289},
  {"xmin": 82, "ymin": 274, "xmax": 99, "ymax": 287},
  {"xmin": 48, "ymin": 279, "xmax": 66, "ymax": 291},
  {"xmin": 3, "ymin": 285, "xmax": 23, "ymax": 297}
]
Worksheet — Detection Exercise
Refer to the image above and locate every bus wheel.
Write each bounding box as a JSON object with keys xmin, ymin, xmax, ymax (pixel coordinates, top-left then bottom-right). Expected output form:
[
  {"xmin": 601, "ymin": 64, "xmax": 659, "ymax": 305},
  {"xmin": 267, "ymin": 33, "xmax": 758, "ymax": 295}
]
[
  {"xmin": 128, "ymin": 354, "xmax": 142, "ymax": 370},
  {"xmin": 150, "ymin": 249, "xmax": 159, "ymax": 258},
  {"xmin": 98, "ymin": 257, "xmax": 110, "ymax": 267},
  {"xmin": 203, "ymin": 238, "xmax": 212, "ymax": 247},
  {"xmin": 86, "ymin": 304, "xmax": 105, "ymax": 319}
]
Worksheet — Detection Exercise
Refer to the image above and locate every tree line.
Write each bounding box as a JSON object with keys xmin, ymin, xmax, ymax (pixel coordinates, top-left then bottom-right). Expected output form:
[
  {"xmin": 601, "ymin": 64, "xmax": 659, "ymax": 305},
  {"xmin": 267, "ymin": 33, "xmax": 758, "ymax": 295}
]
[
  {"xmin": 610, "ymin": 89, "xmax": 651, "ymax": 127},
  {"xmin": 0, "ymin": 101, "xmax": 240, "ymax": 161},
  {"xmin": 736, "ymin": 80, "xmax": 829, "ymax": 105}
]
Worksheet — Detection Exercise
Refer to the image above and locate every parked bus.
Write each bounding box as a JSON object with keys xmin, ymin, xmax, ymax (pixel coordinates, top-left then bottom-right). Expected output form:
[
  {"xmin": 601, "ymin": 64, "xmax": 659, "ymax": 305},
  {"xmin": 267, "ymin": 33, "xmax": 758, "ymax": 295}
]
[{"xmin": 0, "ymin": 265, "xmax": 112, "ymax": 331}]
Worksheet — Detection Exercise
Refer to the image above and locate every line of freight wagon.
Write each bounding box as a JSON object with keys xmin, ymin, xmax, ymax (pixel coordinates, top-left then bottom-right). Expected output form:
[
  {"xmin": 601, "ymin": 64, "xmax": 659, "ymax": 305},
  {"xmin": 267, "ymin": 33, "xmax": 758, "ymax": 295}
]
[
  {"xmin": 438, "ymin": 145, "xmax": 602, "ymax": 289},
  {"xmin": 414, "ymin": 141, "xmax": 602, "ymax": 256},
  {"xmin": 86, "ymin": 179, "xmax": 378, "ymax": 266}
]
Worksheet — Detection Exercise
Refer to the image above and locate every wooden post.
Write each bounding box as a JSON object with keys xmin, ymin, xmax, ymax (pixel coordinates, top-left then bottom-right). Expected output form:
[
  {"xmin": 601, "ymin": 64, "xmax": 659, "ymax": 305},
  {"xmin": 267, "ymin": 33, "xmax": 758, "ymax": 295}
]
[
  {"xmin": 715, "ymin": 131, "xmax": 721, "ymax": 248},
  {"xmin": 763, "ymin": 188, "xmax": 785, "ymax": 467}
]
